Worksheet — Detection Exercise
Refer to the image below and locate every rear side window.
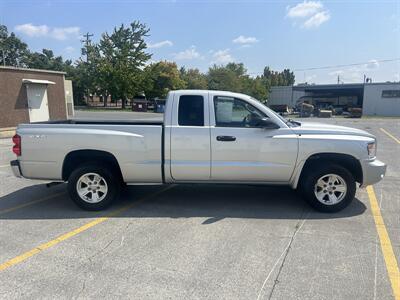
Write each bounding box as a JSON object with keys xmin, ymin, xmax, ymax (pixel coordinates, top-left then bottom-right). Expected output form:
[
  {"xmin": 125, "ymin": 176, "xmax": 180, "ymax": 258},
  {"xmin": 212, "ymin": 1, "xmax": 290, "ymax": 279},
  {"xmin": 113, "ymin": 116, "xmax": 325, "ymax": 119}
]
[{"xmin": 178, "ymin": 95, "xmax": 204, "ymax": 126}]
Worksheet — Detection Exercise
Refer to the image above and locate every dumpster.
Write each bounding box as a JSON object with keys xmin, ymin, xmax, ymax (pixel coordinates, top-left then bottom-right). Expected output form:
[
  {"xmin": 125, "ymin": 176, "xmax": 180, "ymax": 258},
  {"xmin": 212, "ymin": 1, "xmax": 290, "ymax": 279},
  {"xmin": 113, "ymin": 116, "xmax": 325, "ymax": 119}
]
[
  {"xmin": 154, "ymin": 99, "xmax": 166, "ymax": 113},
  {"xmin": 132, "ymin": 99, "xmax": 148, "ymax": 112}
]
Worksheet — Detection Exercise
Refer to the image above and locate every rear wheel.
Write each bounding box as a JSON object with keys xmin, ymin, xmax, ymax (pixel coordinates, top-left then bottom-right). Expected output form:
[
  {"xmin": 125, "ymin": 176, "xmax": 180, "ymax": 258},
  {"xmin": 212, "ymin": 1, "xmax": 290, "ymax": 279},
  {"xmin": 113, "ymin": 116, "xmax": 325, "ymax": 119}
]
[
  {"xmin": 67, "ymin": 163, "xmax": 120, "ymax": 211},
  {"xmin": 300, "ymin": 164, "xmax": 356, "ymax": 213}
]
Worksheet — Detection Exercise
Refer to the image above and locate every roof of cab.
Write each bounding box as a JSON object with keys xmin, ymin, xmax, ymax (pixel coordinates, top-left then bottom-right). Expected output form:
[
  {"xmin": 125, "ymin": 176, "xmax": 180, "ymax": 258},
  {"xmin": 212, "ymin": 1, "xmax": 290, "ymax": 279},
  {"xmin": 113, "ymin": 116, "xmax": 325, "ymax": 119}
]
[{"xmin": 170, "ymin": 90, "xmax": 251, "ymax": 99}]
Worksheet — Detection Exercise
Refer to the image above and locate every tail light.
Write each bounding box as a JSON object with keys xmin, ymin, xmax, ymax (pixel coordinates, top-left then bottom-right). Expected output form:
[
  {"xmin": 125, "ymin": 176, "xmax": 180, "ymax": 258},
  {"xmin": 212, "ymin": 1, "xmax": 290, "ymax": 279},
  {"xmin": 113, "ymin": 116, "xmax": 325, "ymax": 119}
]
[{"xmin": 12, "ymin": 134, "xmax": 21, "ymax": 156}]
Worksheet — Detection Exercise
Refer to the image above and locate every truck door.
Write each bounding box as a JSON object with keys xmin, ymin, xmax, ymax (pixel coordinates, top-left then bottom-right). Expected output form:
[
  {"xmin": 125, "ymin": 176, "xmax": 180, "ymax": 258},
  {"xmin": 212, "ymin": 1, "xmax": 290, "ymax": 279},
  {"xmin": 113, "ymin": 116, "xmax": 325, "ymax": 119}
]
[
  {"xmin": 210, "ymin": 95, "xmax": 298, "ymax": 182},
  {"xmin": 170, "ymin": 92, "xmax": 211, "ymax": 181}
]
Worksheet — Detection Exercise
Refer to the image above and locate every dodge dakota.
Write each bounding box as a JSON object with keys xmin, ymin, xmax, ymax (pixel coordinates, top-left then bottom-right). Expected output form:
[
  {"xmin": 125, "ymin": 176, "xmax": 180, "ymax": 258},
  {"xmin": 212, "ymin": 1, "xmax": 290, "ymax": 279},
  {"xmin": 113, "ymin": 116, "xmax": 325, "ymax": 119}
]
[{"xmin": 10, "ymin": 90, "xmax": 387, "ymax": 212}]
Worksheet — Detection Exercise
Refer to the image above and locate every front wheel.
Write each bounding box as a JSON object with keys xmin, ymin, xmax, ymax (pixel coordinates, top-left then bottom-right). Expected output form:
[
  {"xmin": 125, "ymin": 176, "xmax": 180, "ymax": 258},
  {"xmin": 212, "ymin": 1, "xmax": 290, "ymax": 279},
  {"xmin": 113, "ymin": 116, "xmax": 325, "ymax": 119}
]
[
  {"xmin": 67, "ymin": 163, "xmax": 120, "ymax": 211},
  {"xmin": 300, "ymin": 164, "xmax": 356, "ymax": 213}
]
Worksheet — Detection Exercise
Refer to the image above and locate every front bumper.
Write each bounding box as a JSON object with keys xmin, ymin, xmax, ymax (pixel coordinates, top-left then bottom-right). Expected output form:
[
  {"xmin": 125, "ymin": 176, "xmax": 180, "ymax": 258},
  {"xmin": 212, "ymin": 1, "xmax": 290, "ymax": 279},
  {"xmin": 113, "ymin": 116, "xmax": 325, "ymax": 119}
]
[
  {"xmin": 10, "ymin": 160, "xmax": 22, "ymax": 178},
  {"xmin": 360, "ymin": 159, "xmax": 386, "ymax": 187}
]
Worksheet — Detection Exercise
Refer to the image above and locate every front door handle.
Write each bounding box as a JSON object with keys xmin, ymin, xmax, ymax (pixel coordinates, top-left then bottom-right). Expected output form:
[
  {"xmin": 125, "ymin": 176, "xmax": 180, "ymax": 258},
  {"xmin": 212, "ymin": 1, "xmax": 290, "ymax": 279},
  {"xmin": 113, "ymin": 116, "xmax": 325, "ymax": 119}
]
[{"xmin": 216, "ymin": 135, "xmax": 236, "ymax": 142}]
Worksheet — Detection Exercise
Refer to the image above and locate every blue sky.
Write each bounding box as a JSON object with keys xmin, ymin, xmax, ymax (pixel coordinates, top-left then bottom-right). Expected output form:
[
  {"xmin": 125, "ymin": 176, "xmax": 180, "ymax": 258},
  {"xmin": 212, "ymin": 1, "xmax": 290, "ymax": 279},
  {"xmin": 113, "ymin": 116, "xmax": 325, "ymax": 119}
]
[{"xmin": 1, "ymin": 0, "xmax": 399, "ymax": 84}]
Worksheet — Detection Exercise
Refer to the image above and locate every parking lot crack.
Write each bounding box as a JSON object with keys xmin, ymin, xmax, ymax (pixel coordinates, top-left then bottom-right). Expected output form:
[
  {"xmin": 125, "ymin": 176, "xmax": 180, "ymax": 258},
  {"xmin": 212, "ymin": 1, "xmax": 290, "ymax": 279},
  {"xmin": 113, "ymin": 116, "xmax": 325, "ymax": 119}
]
[
  {"xmin": 87, "ymin": 239, "xmax": 114, "ymax": 263},
  {"xmin": 257, "ymin": 209, "xmax": 309, "ymax": 300}
]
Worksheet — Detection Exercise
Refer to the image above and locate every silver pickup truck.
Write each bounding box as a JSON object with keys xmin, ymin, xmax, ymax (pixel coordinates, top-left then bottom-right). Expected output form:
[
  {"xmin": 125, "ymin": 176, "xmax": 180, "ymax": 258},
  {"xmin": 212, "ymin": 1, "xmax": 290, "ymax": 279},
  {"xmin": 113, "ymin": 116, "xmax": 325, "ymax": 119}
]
[{"xmin": 10, "ymin": 90, "xmax": 386, "ymax": 212}]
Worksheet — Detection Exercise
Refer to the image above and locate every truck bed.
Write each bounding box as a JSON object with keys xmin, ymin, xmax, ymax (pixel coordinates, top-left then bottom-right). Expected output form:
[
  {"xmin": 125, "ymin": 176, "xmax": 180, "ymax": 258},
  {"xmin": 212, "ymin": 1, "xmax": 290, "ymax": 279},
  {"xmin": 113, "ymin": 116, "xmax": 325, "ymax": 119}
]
[{"xmin": 16, "ymin": 120, "xmax": 164, "ymax": 183}]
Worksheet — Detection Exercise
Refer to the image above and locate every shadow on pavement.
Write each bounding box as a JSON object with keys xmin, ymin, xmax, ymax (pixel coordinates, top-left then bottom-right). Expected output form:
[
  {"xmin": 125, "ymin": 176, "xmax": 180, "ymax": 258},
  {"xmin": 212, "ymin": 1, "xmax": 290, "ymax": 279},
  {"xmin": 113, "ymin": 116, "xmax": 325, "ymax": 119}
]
[{"xmin": 0, "ymin": 183, "xmax": 367, "ymax": 221}]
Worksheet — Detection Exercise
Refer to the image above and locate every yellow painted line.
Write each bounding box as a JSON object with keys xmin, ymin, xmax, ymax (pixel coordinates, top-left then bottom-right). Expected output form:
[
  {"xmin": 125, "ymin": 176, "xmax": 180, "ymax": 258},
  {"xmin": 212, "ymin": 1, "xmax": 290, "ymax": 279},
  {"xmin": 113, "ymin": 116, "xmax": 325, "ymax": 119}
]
[
  {"xmin": 380, "ymin": 128, "xmax": 400, "ymax": 144},
  {"xmin": 0, "ymin": 192, "xmax": 66, "ymax": 214},
  {"xmin": 0, "ymin": 164, "xmax": 9, "ymax": 168},
  {"xmin": 367, "ymin": 186, "xmax": 400, "ymax": 300},
  {"xmin": 0, "ymin": 185, "xmax": 174, "ymax": 272}
]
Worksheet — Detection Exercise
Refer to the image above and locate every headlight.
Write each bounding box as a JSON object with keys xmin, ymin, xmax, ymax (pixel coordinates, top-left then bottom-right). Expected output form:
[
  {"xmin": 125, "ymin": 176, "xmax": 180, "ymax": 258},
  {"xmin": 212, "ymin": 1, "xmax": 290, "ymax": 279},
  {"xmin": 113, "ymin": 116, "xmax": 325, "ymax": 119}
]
[{"xmin": 367, "ymin": 142, "xmax": 376, "ymax": 158}]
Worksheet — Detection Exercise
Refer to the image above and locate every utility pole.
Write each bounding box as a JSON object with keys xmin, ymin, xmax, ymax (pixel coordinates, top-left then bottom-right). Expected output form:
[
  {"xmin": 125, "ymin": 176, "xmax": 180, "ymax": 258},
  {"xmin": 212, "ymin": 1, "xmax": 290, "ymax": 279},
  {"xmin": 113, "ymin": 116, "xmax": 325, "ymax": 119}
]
[
  {"xmin": 81, "ymin": 32, "xmax": 93, "ymax": 63},
  {"xmin": 337, "ymin": 75, "xmax": 340, "ymax": 84},
  {"xmin": 81, "ymin": 32, "xmax": 93, "ymax": 105}
]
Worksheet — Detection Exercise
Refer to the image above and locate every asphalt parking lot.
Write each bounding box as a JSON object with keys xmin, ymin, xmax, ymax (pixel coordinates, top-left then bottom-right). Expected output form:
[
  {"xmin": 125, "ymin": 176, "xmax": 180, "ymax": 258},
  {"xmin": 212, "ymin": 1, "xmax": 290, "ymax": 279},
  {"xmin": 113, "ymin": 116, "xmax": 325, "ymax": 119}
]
[{"xmin": 0, "ymin": 114, "xmax": 399, "ymax": 299}]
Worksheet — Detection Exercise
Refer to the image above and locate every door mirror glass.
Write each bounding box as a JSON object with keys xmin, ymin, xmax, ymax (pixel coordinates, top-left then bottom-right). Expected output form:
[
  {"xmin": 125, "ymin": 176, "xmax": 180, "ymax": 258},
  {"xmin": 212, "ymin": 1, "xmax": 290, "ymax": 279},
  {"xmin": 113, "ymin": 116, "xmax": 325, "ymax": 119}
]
[{"xmin": 256, "ymin": 117, "xmax": 279, "ymax": 129}]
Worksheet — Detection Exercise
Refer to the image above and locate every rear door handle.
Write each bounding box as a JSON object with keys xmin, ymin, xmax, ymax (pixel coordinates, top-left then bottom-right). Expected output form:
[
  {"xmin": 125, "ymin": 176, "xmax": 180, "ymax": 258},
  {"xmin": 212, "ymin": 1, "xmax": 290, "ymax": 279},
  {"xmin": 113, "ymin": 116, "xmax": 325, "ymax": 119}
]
[{"xmin": 216, "ymin": 135, "xmax": 236, "ymax": 142}]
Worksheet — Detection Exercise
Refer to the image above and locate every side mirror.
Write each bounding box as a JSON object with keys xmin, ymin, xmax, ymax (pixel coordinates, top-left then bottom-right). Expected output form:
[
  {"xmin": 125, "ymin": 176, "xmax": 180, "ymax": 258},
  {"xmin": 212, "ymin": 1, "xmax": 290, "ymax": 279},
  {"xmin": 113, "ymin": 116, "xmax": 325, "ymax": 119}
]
[{"xmin": 258, "ymin": 118, "xmax": 280, "ymax": 129}]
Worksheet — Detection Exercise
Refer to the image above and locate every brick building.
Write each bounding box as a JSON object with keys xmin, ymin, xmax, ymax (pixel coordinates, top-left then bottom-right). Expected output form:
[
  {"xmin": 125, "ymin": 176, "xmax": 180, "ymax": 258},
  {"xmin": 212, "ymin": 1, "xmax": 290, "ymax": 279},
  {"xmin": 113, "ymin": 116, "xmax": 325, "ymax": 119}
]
[{"xmin": 0, "ymin": 66, "xmax": 72, "ymax": 128}]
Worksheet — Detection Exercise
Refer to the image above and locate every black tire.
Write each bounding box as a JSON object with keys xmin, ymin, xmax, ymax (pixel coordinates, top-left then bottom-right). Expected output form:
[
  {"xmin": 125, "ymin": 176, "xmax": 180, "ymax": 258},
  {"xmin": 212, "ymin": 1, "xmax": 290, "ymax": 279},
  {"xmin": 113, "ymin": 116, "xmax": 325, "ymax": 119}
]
[
  {"xmin": 67, "ymin": 163, "xmax": 120, "ymax": 211},
  {"xmin": 300, "ymin": 164, "xmax": 356, "ymax": 213}
]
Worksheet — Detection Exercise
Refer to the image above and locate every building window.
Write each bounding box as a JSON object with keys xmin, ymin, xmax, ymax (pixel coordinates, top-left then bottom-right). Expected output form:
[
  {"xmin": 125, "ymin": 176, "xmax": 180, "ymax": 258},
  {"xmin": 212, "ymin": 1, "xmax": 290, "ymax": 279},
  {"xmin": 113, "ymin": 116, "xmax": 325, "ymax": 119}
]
[{"xmin": 382, "ymin": 90, "xmax": 400, "ymax": 98}]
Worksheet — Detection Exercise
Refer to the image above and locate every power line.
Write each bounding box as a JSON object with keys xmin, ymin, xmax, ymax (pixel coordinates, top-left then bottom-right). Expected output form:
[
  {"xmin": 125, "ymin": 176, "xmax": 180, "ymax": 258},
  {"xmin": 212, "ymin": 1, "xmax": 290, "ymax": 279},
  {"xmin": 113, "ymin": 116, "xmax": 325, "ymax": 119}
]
[
  {"xmin": 247, "ymin": 58, "xmax": 400, "ymax": 75},
  {"xmin": 293, "ymin": 58, "xmax": 400, "ymax": 72}
]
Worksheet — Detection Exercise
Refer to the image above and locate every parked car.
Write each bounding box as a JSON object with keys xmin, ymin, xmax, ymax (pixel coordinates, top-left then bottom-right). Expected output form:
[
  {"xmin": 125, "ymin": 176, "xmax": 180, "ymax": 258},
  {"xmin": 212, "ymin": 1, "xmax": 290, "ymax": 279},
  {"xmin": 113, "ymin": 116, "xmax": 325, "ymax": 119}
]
[{"xmin": 10, "ymin": 90, "xmax": 386, "ymax": 212}]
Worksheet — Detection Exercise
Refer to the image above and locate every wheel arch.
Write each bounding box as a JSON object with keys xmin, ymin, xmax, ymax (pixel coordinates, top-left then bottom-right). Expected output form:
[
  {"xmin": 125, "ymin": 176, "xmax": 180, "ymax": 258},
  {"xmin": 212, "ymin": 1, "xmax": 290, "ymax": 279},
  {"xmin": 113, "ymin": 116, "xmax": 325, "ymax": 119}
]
[
  {"xmin": 62, "ymin": 149, "xmax": 123, "ymax": 182},
  {"xmin": 295, "ymin": 153, "xmax": 363, "ymax": 189}
]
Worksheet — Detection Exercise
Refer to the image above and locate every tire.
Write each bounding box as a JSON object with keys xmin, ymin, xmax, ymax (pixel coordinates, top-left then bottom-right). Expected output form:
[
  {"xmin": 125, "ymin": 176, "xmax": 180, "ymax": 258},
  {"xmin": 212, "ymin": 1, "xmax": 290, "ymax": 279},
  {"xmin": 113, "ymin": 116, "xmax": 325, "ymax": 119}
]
[
  {"xmin": 300, "ymin": 164, "xmax": 356, "ymax": 213},
  {"xmin": 67, "ymin": 163, "xmax": 120, "ymax": 211}
]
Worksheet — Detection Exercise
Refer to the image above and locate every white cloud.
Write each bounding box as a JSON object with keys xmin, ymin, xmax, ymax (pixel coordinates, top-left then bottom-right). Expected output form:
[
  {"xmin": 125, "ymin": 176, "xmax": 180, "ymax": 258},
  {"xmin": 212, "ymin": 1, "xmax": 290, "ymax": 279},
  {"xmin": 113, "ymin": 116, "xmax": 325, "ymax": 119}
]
[
  {"xmin": 15, "ymin": 23, "xmax": 49, "ymax": 37},
  {"xmin": 328, "ymin": 70, "xmax": 344, "ymax": 76},
  {"xmin": 51, "ymin": 26, "xmax": 80, "ymax": 40},
  {"xmin": 232, "ymin": 35, "xmax": 259, "ymax": 45},
  {"xmin": 328, "ymin": 68, "xmax": 362, "ymax": 83},
  {"xmin": 327, "ymin": 60, "xmax": 381, "ymax": 83},
  {"xmin": 305, "ymin": 74, "xmax": 317, "ymax": 82},
  {"xmin": 64, "ymin": 46, "xmax": 75, "ymax": 54},
  {"xmin": 303, "ymin": 11, "xmax": 330, "ymax": 28},
  {"xmin": 173, "ymin": 46, "xmax": 200, "ymax": 60},
  {"xmin": 286, "ymin": 1, "xmax": 330, "ymax": 29},
  {"xmin": 287, "ymin": 1, "xmax": 322, "ymax": 18},
  {"xmin": 148, "ymin": 40, "xmax": 173, "ymax": 49},
  {"xmin": 15, "ymin": 23, "xmax": 80, "ymax": 40},
  {"xmin": 366, "ymin": 59, "xmax": 379, "ymax": 69},
  {"xmin": 212, "ymin": 49, "xmax": 234, "ymax": 64}
]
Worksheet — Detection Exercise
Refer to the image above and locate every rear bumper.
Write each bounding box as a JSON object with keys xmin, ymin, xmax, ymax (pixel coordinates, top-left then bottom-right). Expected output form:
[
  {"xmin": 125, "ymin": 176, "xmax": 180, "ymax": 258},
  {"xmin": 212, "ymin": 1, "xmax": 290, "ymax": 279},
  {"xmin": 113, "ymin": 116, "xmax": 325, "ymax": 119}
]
[
  {"xmin": 10, "ymin": 160, "xmax": 22, "ymax": 178},
  {"xmin": 360, "ymin": 159, "xmax": 386, "ymax": 187}
]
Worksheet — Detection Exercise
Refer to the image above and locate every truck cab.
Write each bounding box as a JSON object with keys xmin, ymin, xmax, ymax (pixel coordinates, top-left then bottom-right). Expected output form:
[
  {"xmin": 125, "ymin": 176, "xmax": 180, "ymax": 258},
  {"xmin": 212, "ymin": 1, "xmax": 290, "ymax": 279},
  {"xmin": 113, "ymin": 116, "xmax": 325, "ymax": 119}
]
[{"xmin": 164, "ymin": 90, "xmax": 298, "ymax": 183}]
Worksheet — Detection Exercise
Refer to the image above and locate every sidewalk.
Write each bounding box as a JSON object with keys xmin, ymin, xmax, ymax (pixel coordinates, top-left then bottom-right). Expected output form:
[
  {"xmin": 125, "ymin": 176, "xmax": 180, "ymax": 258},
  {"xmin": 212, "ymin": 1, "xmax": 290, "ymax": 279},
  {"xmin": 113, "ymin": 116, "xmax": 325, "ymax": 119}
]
[{"xmin": 0, "ymin": 127, "xmax": 16, "ymax": 139}]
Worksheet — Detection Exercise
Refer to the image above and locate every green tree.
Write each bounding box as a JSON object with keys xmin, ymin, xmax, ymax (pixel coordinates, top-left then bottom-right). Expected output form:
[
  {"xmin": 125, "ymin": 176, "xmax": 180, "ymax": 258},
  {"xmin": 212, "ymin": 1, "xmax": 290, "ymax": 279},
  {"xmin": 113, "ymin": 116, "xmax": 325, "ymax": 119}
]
[
  {"xmin": 0, "ymin": 25, "xmax": 29, "ymax": 67},
  {"xmin": 97, "ymin": 21, "xmax": 152, "ymax": 108},
  {"xmin": 241, "ymin": 76, "xmax": 268, "ymax": 101},
  {"xmin": 180, "ymin": 67, "xmax": 208, "ymax": 89},
  {"xmin": 262, "ymin": 66, "xmax": 295, "ymax": 88},
  {"xmin": 74, "ymin": 42, "xmax": 103, "ymax": 105},
  {"xmin": 207, "ymin": 64, "xmax": 242, "ymax": 92},
  {"xmin": 225, "ymin": 62, "xmax": 247, "ymax": 77},
  {"xmin": 26, "ymin": 49, "xmax": 70, "ymax": 71},
  {"xmin": 282, "ymin": 68, "xmax": 295, "ymax": 85},
  {"xmin": 206, "ymin": 62, "xmax": 268, "ymax": 100},
  {"xmin": 144, "ymin": 61, "xmax": 186, "ymax": 99}
]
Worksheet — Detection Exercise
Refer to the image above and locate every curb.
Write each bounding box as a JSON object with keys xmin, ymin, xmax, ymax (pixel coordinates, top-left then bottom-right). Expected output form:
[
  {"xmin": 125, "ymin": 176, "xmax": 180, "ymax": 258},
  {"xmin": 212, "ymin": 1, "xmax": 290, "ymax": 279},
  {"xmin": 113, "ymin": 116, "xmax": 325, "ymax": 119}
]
[{"xmin": 0, "ymin": 127, "xmax": 16, "ymax": 139}]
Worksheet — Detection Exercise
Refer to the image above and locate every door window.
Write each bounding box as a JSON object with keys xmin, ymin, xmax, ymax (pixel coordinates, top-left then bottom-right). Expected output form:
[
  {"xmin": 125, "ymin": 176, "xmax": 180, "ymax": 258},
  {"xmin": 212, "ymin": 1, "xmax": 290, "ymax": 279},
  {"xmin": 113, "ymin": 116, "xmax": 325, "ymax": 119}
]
[
  {"xmin": 214, "ymin": 96, "xmax": 267, "ymax": 128},
  {"xmin": 178, "ymin": 95, "xmax": 204, "ymax": 126}
]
